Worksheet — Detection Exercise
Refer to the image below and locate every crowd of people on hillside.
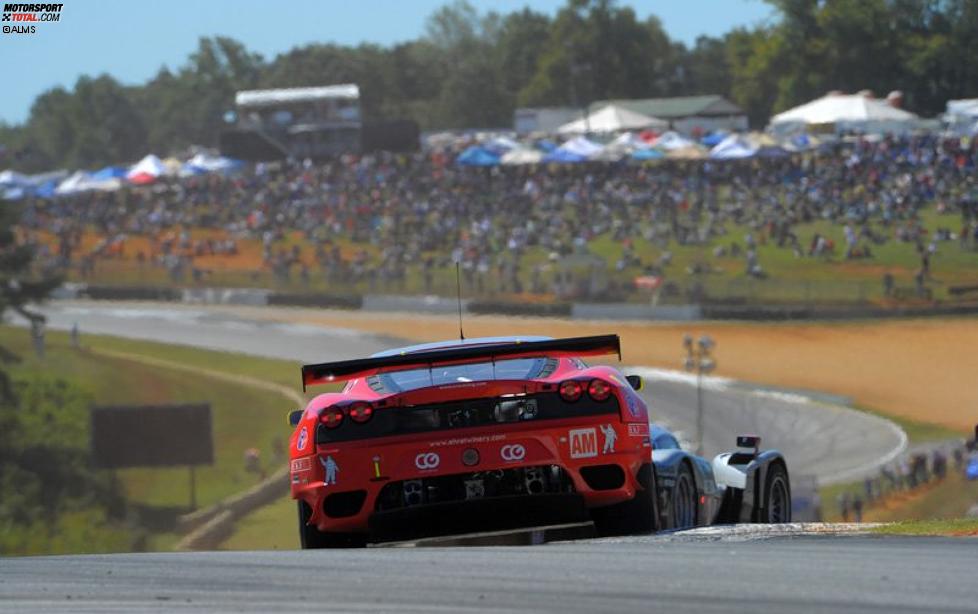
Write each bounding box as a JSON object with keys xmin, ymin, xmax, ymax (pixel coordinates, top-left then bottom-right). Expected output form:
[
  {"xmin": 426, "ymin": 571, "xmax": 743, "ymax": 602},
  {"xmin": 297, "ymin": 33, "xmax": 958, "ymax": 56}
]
[
  {"xmin": 837, "ymin": 437, "xmax": 978, "ymax": 523},
  {"xmin": 17, "ymin": 132, "xmax": 978, "ymax": 297}
]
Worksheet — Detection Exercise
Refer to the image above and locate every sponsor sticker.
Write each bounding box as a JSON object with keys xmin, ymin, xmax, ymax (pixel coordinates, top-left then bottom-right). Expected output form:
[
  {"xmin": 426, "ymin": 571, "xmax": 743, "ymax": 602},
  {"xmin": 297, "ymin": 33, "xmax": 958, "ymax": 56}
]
[
  {"xmin": 599, "ymin": 424, "xmax": 618, "ymax": 454},
  {"xmin": 500, "ymin": 444, "xmax": 526, "ymax": 462},
  {"xmin": 319, "ymin": 455, "xmax": 339, "ymax": 486},
  {"xmin": 296, "ymin": 426, "xmax": 308, "ymax": 451},
  {"xmin": 290, "ymin": 457, "xmax": 313, "ymax": 473},
  {"xmin": 627, "ymin": 423, "xmax": 649, "ymax": 438},
  {"xmin": 429, "ymin": 434, "xmax": 506, "ymax": 448},
  {"xmin": 569, "ymin": 428, "xmax": 598, "ymax": 459},
  {"xmin": 415, "ymin": 452, "xmax": 441, "ymax": 470}
]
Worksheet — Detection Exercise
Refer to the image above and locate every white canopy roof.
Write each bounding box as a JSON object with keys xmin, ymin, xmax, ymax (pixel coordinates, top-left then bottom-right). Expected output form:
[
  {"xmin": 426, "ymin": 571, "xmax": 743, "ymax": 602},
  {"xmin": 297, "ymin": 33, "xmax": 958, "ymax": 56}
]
[
  {"xmin": 946, "ymin": 99, "xmax": 978, "ymax": 118},
  {"xmin": 651, "ymin": 130, "xmax": 697, "ymax": 151},
  {"xmin": 557, "ymin": 136, "xmax": 604, "ymax": 157},
  {"xmin": 557, "ymin": 104, "xmax": 667, "ymax": 134},
  {"xmin": 709, "ymin": 134, "xmax": 757, "ymax": 159},
  {"xmin": 500, "ymin": 148, "xmax": 543, "ymax": 165},
  {"xmin": 770, "ymin": 94, "xmax": 918, "ymax": 131},
  {"xmin": 126, "ymin": 154, "xmax": 166, "ymax": 181},
  {"xmin": 235, "ymin": 84, "xmax": 359, "ymax": 108}
]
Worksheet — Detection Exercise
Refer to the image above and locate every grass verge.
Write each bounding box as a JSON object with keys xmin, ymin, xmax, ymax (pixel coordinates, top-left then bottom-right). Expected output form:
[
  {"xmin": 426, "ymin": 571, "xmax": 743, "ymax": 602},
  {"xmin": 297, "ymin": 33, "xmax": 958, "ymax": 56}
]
[
  {"xmin": 872, "ymin": 519, "xmax": 978, "ymax": 537},
  {"xmin": 0, "ymin": 325, "xmax": 302, "ymax": 554}
]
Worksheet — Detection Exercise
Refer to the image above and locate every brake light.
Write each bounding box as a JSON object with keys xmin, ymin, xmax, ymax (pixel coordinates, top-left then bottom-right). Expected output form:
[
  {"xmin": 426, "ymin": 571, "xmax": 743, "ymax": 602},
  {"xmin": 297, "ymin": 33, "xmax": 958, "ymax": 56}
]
[
  {"xmin": 559, "ymin": 380, "xmax": 583, "ymax": 402},
  {"xmin": 587, "ymin": 379, "xmax": 612, "ymax": 401},
  {"xmin": 348, "ymin": 402, "xmax": 374, "ymax": 424},
  {"xmin": 319, "ymin": 406, "xmax": 344, "ymax": 428}
]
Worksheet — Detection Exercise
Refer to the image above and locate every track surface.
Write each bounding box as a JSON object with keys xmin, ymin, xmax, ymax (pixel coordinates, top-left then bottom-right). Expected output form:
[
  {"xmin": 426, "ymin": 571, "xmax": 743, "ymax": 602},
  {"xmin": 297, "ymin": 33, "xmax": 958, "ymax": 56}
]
[
  {"xmin": 3, "ymin": 535, "xmax": 976, "ymax": 613},
  {"xmin": 31, "ymin": 301, "xmax": 905, "ymax": 484},
  {"xmin": 6, "ymin": 302, "xmax": 966, "ymax": 613}
]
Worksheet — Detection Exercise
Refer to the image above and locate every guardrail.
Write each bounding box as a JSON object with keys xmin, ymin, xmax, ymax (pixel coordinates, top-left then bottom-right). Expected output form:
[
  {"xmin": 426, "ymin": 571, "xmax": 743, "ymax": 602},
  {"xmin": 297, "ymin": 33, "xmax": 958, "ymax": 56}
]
[{"xmin": 53, "ymin": 282, "xmax": 978, "ymax": 321}]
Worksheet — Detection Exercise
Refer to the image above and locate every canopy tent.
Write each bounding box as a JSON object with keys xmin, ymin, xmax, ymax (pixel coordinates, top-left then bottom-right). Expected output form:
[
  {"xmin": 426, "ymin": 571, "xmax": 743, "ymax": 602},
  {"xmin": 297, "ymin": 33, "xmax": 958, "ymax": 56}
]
[
  {"xmin": 0, "ymin": 170, "xmax": 29, "ymax": 188},
  {"xmin": 944, "ymin": 99, "xmax": 978, "ymax": 136},
  {"xmin": 651, "ymin": 131, "xmax": 697, "ymax": 151},
  {"xmin": 557, "ymin": 104, "xmax": 667, "ymax": 134},
  {"xmin": 630, "ymin": 148, "xmax": 665, "ymax": 161},
  {"xmin": 769, "ymin": 93, "xmax": 919, "ymax": 134},
  {"xmin": 946, "ymin": 99, "xmax": 978, "ymax": 119},
  {"xmin": 591, "ymin": 132, "xmax": 649, "ymax": 161},
  {"xmin": 666, "ymin": 144, "xmax": 708, "ymax": 160},
  {"xmin": 455, "ymin": 146, "xmax": 501, "ymax": 166},
  {"xmin": 709, "ymin": 134, "xmax": 757, "ymax": 159},
  {"xmin": 54, "ymin": 169, "xmax": 124, "ymax": 195},
  {"xmin": 543, "ymin": 136, "xmax": 603, "ymax": 163},
  {"xmin": 127, "ymin": 154, "xmax": 167, "ymax": 185},
  {"xmin": 483, "ymin": 135, "xmax": 521, "ymax": 154},
  {"xmin": 700, "ymin": 131, "xmax": 729, "ymax": 147},
  {"xmin": 181, "ymin": 153, "xmax": 244, "ymax": 176},
  {"xmin": 500, "ymin": 147, "xmax": 543, "ymax": 165}
]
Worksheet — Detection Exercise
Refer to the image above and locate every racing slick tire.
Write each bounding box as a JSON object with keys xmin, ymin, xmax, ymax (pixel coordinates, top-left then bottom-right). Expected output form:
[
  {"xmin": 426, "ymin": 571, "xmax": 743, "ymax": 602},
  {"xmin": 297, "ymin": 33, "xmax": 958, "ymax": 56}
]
[
  {"xmin": 665, "ymin": 463, "xmax": 697, "ymax": 530},
  {"xmin": 592, "ymin": 463, "xmax": 660, "ymax": 536},
  {"xmin": 297, "ymin": 502, "xmax": 366, "ymax": 549},
  {"xmin": 760, "ymin": 463, "xmax": 791, "ymax": 523}
]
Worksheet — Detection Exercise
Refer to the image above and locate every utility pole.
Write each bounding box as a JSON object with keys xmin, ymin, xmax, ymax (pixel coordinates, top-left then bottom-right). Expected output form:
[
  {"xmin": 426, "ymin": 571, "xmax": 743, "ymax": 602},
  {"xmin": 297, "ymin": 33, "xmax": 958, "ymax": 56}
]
[
  {"xmin": 564, "ymin": 42, "xmax": 591, "ymax": 134},
  {"xmin": 683, "ymin": 334, "xmax": 716, "ymax": 456}
]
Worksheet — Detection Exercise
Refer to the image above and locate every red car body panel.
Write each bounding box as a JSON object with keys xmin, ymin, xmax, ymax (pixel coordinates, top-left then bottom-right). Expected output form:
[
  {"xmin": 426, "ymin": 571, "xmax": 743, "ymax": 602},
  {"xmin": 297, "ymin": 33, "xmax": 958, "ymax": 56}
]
[{"xmin": 289, "ymin": 339, "xmax": 651, "ymax": 537}]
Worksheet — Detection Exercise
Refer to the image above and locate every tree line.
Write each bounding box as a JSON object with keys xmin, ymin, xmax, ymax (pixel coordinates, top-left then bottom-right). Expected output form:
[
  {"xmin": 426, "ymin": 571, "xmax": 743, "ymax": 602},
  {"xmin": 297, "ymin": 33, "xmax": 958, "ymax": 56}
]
[{"xmin": 2, "ymin": 0, "xmax": 976, "ymax": 172}]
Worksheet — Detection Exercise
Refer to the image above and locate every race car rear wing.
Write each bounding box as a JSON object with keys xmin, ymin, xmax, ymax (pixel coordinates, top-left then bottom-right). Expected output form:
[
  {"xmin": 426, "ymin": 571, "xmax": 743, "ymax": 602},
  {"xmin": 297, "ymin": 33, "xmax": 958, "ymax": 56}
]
[{"xmin": 301, "ymin": 334, "xmax": 621, "ymax": 391}]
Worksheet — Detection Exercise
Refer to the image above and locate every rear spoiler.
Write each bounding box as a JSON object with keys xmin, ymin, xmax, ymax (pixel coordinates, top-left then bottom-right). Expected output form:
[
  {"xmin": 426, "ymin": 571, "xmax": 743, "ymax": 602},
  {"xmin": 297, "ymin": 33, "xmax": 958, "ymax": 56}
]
[{"xmin": 301, "ymin": 334, "xmax": 621, "ymax": 391}]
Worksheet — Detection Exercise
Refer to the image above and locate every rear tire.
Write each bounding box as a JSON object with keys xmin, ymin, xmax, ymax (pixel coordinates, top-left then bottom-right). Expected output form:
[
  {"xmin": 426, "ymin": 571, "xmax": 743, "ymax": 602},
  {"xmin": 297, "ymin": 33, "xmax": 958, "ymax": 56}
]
[
  {"xmin": 297, "ymin": 501, "xmax": 365, "ymax": 549},
  {"xmin": 761, "ymin": 464, "xmax": 791, "ymax": 523},
  {"xmin": 592, "ymin": 463, "xmax": 659, "ymax": 536},
  {"xmin": 666, "ymin": 464, "xmax": 698, "ymax": 530}
]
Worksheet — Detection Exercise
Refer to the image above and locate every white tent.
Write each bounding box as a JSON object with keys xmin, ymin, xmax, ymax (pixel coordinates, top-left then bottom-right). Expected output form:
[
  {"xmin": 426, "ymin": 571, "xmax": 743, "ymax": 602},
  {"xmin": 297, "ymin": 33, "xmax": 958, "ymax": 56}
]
[
  {"xmin": 651, "ymin": 131, "xmax": 697, "ymax": 151},
  {"xmin": 53, "ymin": 171, "xmax": 122, "ymax": 195},
  {"xmin": 769, "ymin": 93, "xmax": 919, "ymax": 134},
  {"xmin": 709, "ymin": 134, "xmax": 757, "ymax": 159},
  {"xmin": 944, "ymin": 99, "xmax": 978, "ymax": 136},
  {"xmin": 558, "ymin": 136, "xmax": 604, "ymax": 157},
  {"xmin": 946, "ymin": 99, "xmax": 978, "ymax": 118},
  {"xmin": 500, "ymin": 147, "xmax": 543, "ymax": 165},
  {"xmin": 591, "ymin": 131, "xmax": 651, "ymax": 161},
  {"xmin": 127, "ymin": 154, "xmax": 166, "ymax": 185},
  {"xmin": 557, "ymin": 104, "xmax": 667, "ymax": 134},
  {"xmin": 0, "ymin": 170, "xmax": 29, "ymax": 188}
]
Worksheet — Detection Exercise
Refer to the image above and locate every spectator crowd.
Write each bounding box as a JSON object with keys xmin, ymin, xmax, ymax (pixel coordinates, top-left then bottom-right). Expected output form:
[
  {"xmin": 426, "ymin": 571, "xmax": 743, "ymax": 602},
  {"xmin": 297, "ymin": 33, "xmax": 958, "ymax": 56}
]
[{"xmin": 16, "ymin": 133, "xmax": 978, "ymax": 298}]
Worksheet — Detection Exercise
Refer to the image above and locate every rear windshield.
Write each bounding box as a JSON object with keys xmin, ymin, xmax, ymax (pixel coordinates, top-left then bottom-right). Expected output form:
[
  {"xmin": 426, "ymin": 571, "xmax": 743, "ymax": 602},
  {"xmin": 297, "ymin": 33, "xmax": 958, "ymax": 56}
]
[{"xmin": 367, "ymin": 357, "xmax": 556, "ymax": 393}]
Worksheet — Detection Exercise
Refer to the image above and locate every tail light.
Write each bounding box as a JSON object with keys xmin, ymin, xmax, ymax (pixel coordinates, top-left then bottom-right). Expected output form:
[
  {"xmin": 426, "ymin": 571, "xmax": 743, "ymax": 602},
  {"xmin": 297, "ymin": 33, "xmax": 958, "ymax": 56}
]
[
  {"xmin": 348, "ymin": 402, "xmax": 374, "ymax": 424},
  {"xmin": 587, "ymin": 379, "xmax": 612, "ymax": 401},
  {"xmin": 559, "ymin": 380, "xmax": 583, "ymax": 402},
  {"xmin": 319, "ymin": 406, "xmax": 344, "ymax": 428}
]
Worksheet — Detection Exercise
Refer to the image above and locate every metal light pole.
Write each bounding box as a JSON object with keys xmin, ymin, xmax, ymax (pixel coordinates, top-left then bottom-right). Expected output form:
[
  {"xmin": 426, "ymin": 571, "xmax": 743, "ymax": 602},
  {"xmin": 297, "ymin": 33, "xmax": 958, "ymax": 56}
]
[{"xmin": 683, "ymin": 334, "xmax": 716, "ymax": 456}]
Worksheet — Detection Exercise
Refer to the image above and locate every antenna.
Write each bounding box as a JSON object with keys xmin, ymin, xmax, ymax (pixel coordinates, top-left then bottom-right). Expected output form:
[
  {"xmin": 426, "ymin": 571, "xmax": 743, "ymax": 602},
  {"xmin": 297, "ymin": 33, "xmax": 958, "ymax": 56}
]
[{"xmin": 455, "ymin": 261, "xmax": 465, "ymax": 341}]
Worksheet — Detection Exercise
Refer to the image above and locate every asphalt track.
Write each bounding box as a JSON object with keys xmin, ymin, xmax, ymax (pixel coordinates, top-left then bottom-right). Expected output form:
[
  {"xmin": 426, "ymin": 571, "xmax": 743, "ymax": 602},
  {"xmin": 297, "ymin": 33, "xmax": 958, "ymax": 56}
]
[
  {"xmin": 28, "ymin": 300, "xmax": 906, "ymax": 484},
  {"xmin": 2, "ymin": 533, "xmax": 977, "ymax": 613},
  {"xmin": 5, "ymin": 301, "xmax": 969, "ymax": 613}
]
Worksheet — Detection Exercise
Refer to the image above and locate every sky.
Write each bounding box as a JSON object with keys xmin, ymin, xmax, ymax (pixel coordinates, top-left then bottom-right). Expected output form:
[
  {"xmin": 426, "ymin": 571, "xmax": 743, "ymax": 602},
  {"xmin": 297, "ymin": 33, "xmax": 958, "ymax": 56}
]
[{"xmin": 0, "ymin": 0, "xmax": 775, "ymax": 125}]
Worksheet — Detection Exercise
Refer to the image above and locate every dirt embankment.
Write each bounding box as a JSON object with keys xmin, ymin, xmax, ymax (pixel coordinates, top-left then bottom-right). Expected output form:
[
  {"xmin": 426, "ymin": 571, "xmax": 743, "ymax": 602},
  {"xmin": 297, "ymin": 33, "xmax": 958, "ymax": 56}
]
[{"xmin": 221, "ymin": 306, "xmax": 978, "ymax": 434}]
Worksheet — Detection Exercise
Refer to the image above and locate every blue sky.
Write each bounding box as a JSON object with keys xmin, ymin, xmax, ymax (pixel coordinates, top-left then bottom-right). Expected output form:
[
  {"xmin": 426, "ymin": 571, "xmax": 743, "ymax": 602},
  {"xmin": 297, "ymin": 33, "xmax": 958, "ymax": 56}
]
[{"xmin": 0, "ymin": 0, "xmax": 774, "ymax": 125}]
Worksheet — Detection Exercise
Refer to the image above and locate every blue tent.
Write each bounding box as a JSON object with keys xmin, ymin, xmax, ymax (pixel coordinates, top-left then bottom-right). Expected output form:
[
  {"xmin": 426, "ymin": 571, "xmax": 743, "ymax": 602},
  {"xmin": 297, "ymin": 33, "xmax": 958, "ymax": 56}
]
[
  {"xmin": 700, "ymin": 131, "xmax": 728, "ymax": 147},
  {"xmin": 455, "ymin": 146, "xmax": 500, "ymax": 166},
  {"xmin": 542, "ymin": 149, "xmax": 587, "ymax": 163},
  {"xmin": 91, "ymin": 166, "xmax": 128, "ymax": 181},
  {"xmin": 535, "ymin": 139, "xmax": 558, "ymax": 152},
  {"xmin": 631, "ymin": 148, "xmax": 665, "ymax": 161}
]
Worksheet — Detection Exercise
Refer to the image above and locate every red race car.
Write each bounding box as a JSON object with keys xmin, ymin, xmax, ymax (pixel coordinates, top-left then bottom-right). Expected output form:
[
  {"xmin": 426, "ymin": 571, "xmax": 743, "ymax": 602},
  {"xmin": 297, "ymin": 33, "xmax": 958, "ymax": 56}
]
[{"xmin": 288, "ymin": 335, "xmax": 791, "ymax": 547}]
